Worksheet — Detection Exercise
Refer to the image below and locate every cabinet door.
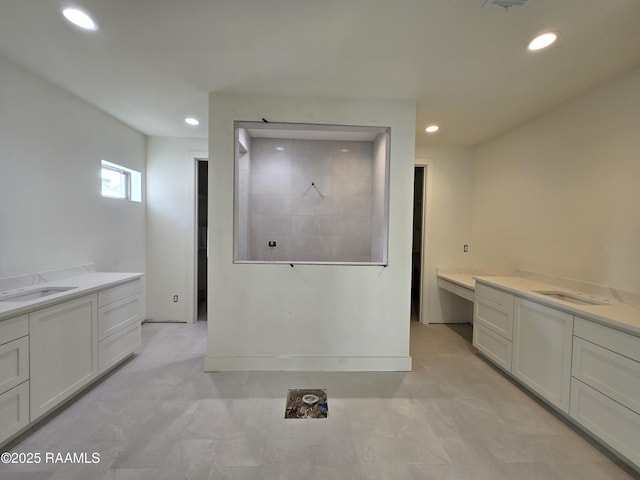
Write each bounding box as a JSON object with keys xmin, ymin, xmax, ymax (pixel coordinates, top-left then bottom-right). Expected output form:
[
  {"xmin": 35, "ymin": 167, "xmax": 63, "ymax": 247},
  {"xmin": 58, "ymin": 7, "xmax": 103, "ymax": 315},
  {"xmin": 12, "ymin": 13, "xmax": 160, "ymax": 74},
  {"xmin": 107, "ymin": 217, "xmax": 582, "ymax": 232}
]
[
  {"xmin": 29, "ymin": 294, "xmax": 98, "ymax": 421},
  {"xmin": 0, "ymin": 314, "xmax": 28, "ymax": 347},
  {"xmin": 570, "ymin": 378, "xmax": 640, "ymax": 468},
  {"xmin": 572, "ymin": 336, "xmax": 640, "ymax": 415},
  {"xmin": 99, "ymin": 322, "xmax": 140, "ymax": 374},
  {"xmin": 98, "ymin": 279, "xmax": 141, "ymax": 308},
  {"xmin": 98, "ymin": 294, "xmax": 140, "ymax": 341},
  {"xmin": 0, "ymin": 336, "xmax": 29, "ymax": 395},
  {"xmin": 0, "ymin": 381, "xmax": 29, "ymax": 444},
  {"xmin": 474, "ymin": 296, "xmax": 514, "ymax": 340},
  {"xmin": 473, "ymin": 322, "xmax": 512, "ymax": 372},
  {"xmin": 513, "ymin": 298, "xmax": 573, "ymax": 413},
  {"xmin": 475, "ymin": 283, "xmax": 514, "ymax": 309}
]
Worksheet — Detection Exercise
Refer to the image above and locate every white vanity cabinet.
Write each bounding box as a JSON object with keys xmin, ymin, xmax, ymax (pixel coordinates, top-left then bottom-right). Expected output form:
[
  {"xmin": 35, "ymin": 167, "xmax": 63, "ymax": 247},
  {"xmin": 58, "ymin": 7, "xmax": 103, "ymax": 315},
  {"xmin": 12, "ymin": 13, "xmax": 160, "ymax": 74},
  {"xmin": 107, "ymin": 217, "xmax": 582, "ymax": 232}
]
[
  {"xmin": 512, "ymin": 298, "xmax": 573, "ymax": 413},
  {"xmin": 29, "ymin": 294, "xmax": 98, "ymax": 422},
  {"xmin": 473, "ymin": 283, "xmax": 515, "ymax": 372},
  {"xmin": 0, "ymin": 314, "xmax": 30, "ymax": 443},
  {"xmin": 97, "ymin": 279, "xmax": 141, "ymax": 373},
  {"xmin": 472, "ymin": 277, "xmax": 640, "ymax": 471},
  {"xmin": 570, "ymin": 318, "xmax": 640, "ymax": 467},
  {"xmin": 0, "ymin": 273, "xmax": 142, "ymax": 447}
]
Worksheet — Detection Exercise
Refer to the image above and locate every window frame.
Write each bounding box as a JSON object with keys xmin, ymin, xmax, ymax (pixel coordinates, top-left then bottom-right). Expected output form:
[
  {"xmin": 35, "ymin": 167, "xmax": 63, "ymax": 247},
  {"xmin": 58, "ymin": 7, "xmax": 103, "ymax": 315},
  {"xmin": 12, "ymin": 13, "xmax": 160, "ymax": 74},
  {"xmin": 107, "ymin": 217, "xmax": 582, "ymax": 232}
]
[
  {"xmin": 232, "ymin": 121, "xmax": 391, "ymax": 266},
  {"xmin": 100, "ymin": 160, "xmax": 142, "ymax": 202}
]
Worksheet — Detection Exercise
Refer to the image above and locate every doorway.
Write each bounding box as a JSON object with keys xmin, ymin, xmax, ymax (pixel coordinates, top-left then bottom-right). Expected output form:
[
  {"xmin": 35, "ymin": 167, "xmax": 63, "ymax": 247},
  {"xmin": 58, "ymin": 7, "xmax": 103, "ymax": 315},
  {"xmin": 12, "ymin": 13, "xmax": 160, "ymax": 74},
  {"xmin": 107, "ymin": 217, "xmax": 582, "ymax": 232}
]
[
  {"xmin": 411, "ymin": 166, "xmax": 425, "ymax": 322},
  {"xmin": 196, "ymin": 160, "xmax": 208, "ymax": 321}
]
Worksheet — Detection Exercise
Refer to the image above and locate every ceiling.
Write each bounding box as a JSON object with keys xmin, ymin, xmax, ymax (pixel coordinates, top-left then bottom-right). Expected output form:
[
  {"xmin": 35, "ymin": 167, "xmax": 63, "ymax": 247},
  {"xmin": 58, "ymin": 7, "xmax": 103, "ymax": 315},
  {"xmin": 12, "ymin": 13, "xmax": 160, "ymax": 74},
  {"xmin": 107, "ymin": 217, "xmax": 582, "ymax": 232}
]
[{"xmin": 1, "ymin": 0, "xmax": 639, "ymax": 149}]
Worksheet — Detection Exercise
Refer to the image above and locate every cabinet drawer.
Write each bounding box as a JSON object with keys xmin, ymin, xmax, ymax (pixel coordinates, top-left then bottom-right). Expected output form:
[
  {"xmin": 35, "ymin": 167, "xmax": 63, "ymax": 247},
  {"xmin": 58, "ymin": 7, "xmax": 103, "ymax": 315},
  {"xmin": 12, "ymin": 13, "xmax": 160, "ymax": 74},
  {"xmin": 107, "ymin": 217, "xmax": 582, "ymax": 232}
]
[
  {"xmin": 570, "ymin": 378, "xmax": 640, "ymax": 468},
  {"xmin": 574, "ymin": 317, "xmax": 640, "ymax": 363},
  {"xmin": 0, "ymin": 381, "xmax": 29, "ymax": 445},
  {"xmin": 572, "ymin": 336, "xmax": 640, "ymax": 415},
  {"xmin": 98, "ymin": 294, "xmax": 140, "ymax": 341},
  {"xmin": 475, "ymin": 283, "xmax": 514, "ymax": 309},
  {"xmin": 99, "ymin": 322, "xmax": 140, "ymax": 374},
  {"xmin": 98, "ymin": 279, "xmax": 141, "ymax": 308},
  {"xmin": 437, "ymin": 278, "xmax": 474, "ymax": 302},
  {"xmin": 0, "ymin": 336, "xmax": 29, "ymax": 395},
  {"xmin": 0, "ymin": 314, "xmax": 28, "ymax": 346},
  {"xmin": 473, "ymin": 322, "xmax": 512, "ymax": 372},
  {"xmin": 474, "ymin": 297, "xmax": 514, "ymax": 340}
]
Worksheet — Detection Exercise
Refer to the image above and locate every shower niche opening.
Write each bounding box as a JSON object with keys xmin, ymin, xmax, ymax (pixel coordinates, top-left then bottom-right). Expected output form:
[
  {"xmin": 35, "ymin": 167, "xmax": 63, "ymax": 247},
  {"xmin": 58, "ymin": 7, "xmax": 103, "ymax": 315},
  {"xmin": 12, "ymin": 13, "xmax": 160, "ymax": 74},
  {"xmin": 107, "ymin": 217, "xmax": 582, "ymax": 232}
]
[{"xmin": 234, "ymin": 121, "xmax": 390, "ymax": 265}]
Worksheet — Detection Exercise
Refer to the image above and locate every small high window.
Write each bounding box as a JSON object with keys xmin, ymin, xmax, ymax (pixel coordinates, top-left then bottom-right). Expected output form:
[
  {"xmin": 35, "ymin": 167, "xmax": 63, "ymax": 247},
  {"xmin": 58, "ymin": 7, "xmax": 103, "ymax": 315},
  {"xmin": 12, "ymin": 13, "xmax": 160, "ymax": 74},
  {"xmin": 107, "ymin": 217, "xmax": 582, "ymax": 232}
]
[{"xmin": 101, "ymin": 160, "xmax": 141, "ymax": 202}]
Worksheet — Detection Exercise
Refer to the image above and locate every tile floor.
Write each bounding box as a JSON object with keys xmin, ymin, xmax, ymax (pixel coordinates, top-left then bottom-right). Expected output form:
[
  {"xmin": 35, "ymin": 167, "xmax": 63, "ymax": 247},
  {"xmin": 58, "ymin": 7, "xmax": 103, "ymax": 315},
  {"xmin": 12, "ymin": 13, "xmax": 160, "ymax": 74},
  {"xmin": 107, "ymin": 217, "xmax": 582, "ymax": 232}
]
[{"xmin": 1, "ymin": 321, "xmax": 637, "ymax": 479}]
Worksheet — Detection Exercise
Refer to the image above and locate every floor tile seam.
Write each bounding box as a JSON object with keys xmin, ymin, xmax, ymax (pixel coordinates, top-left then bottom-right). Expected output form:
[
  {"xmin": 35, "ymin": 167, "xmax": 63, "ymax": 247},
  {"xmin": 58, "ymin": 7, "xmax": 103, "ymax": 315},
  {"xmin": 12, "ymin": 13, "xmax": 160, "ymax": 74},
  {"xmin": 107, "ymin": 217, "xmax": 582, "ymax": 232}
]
[{"xmin": 170, "ymin": 439, "xmax": 219, "ymax": 479}]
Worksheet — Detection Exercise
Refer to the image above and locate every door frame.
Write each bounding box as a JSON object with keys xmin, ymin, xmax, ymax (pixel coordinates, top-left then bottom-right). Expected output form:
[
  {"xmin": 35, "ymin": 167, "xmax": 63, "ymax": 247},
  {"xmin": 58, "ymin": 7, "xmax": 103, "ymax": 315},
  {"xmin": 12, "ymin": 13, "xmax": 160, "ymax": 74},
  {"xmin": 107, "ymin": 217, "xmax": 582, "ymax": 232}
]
[
  {"xmin": 414, "ymin": 159, "xmax": 433, "ymax": 324},
  {"xmin": 191, "ymin": 151, "xmax": 208, "ymax": 323}
]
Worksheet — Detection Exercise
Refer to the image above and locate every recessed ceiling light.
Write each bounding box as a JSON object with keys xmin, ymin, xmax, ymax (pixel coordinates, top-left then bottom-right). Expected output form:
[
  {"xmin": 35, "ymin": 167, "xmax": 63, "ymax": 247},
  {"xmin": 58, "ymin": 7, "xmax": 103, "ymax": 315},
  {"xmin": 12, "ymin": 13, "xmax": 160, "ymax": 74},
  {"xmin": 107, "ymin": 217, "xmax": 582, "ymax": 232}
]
[
  {"xmin": 185, "ymin": 117, "xmax": 200, "ymax": 126},
  {"xmin": 425, "ymin": 125, "xmax": 439, "ymax": 133},
  {"xmin": 62, "ymin": 8, "xmax": 98, "ymax": 31},
  {"xmin": 340, "ymin": 148, "xmax": 349, "ymax": 153},
  {"xmin": 276, "ymin": 146, "xmax": 285, "ymax": 151},
  {"xmin": 528, "ymin": 32, "xmax": 558, "ymax": 51}
]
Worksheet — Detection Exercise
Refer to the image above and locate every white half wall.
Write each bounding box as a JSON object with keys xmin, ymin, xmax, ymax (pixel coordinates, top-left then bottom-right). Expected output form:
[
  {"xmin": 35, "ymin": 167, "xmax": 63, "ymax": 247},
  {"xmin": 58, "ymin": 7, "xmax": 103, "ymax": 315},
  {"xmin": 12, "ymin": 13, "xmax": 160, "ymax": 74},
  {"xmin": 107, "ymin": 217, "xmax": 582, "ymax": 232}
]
[
  {"xmin": 471, "ymin": 64, "xmax": 640, "ymax": 292},
  {"xmin": 146, "ymin": 137, "xmax": 208, "ymax": 322},
  {"xmin": 207, "ymin": 94, "xmax": 415, "ymax": 371},
  {"xmin": 0, "ymin": 55, "xmax": 146, "ymax": 305},
  {"xmin": 414, "ymin": 146, "xmax": 475, "ymax": 324}
]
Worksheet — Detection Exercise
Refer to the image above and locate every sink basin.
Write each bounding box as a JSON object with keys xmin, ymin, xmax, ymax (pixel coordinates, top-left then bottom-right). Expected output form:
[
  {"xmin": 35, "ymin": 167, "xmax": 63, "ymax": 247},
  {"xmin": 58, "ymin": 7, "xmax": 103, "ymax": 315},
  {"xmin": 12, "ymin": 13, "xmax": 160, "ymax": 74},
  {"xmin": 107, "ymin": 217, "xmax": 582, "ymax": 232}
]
[
  {"xmin": 533, "ymin": 290, "xmax": 610, "ymax": 306},
  {"xmin": 0, "ymin": 287, "xmax": 75, "ymax": 302}
]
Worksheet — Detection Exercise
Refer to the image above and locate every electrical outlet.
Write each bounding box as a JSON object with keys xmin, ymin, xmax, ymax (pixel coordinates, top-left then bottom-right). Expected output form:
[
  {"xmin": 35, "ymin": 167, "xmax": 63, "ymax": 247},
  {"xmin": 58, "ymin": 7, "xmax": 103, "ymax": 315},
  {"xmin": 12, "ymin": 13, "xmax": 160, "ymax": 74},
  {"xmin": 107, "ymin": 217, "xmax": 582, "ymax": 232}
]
[
  {"xmin": 173, "ymin": 295, "xmax": 178, "ymax": 303},
  {"xmin": 463, "ymin": 244, "xmax": 469, "ymax": 252}
]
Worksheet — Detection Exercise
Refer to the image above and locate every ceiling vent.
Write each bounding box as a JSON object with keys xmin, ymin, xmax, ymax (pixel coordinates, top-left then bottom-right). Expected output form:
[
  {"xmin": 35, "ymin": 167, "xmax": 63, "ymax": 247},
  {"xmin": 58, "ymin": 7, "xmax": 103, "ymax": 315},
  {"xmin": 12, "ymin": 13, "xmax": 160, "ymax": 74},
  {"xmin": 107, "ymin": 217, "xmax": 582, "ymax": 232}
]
[{"xmin": 483, "ymin": 0, "xmax": 530, "ymax": 9}]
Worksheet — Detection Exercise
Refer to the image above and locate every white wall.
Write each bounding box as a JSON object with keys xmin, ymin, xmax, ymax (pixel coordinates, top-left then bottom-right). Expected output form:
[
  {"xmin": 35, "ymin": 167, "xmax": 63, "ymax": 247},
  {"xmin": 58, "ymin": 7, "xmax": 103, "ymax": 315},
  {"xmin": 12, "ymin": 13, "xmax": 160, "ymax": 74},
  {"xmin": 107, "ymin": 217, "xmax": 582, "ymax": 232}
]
[
  {"xmin": 207, "ymin": 94, "xmax": 416, "ymax": 371},
  {"xmin": 236, "ymin": 128, "xmax": 251, "ymax": 260},
  {"xmin": 0, "ymin": 56, "xmax": 146, "ymax": 289},
  {"xmin": 146, "ymin": 137, "xmax": 208, "ymax": 322},
  {"xmin": 414, "ymin": 146, "xmax": 476, "ymax": 323},
  {"xmin": 471, "ymin": 64, "xmax": 640, "ymax": 292}
]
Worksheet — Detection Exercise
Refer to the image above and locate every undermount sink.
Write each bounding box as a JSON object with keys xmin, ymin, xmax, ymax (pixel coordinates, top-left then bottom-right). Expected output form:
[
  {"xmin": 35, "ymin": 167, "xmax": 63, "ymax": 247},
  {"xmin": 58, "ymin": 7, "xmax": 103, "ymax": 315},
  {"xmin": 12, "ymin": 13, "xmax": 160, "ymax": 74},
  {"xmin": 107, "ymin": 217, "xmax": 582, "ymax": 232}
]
[
  {"xmin": 533, "ymin": 290, "xmax": 610, "ymax": 306},
  {"xmin": 0, "ymin": 286, "xmax": 75, "ymax": 302}
]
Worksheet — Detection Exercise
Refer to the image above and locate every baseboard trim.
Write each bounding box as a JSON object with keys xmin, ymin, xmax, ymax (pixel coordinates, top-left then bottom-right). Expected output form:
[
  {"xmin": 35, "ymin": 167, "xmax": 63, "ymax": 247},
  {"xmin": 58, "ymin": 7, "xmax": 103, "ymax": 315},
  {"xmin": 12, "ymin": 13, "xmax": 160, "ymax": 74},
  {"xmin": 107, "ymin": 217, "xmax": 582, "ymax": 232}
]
[{"xmin": 204, "ymin": 355, "xmax": 412, "ymax": 372}]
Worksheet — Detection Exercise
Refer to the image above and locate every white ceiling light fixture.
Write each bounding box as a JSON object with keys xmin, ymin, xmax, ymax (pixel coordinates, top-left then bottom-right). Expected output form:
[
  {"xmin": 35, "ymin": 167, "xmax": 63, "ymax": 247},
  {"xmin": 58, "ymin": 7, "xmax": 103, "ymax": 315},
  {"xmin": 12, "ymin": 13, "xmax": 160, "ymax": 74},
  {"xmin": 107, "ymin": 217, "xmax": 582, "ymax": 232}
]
[
  {"xmin": 185, "ymin": 117, "xmax": 200, "ymax": 126},
  {"xmin": 425, "ymin": 125, "xmax": 439, "ymax": 133},
  {"xmin": 62, "ymin": 7, "xmax": 98, "ymax": 31},
  {"xmin": 528, "ymin": 32, "xmax": 558, "ymax": 51}
]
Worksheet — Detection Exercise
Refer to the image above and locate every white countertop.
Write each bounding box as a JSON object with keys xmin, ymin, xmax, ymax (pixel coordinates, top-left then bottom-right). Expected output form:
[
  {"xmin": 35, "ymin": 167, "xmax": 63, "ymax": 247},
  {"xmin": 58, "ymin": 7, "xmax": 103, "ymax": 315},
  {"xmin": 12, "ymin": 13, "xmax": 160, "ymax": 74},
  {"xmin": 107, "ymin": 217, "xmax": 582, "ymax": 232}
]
[
  {"xmin": 0, "ymin": 272, "xmax": 143, "ymax": 321},
  {"xmin": 474, "ymin": 275, "xmax": 640, "ymax": 337},
  {"xmin": 437, "ymin": 272, "xmax": 476, "ymax": 290}
]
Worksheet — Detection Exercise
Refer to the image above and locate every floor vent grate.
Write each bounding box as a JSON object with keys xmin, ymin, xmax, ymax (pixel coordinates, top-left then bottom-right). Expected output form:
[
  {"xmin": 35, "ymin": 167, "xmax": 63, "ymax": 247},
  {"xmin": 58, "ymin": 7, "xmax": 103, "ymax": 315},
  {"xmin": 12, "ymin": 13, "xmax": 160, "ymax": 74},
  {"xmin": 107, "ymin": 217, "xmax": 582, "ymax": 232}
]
[{"xmin": 285, "ymin": 389, "xmax": 328, "ymax": 419}]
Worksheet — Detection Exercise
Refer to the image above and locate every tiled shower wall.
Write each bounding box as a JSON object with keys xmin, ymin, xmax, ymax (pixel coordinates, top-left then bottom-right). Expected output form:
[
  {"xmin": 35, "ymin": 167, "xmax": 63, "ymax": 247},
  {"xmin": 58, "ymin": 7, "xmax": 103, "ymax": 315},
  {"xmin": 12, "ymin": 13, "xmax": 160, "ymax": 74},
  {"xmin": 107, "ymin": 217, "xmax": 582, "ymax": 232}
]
[
  {"xmin": 371, "ymin": 133, "xmax": 388, "ymax": 262},
  {"xmin": 236, "ymin": 129, "xmax": 251, "ymax": 260},
  {"xmin": 247, "ymin": 138, "xmax": 378, "ymax": 262}
]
